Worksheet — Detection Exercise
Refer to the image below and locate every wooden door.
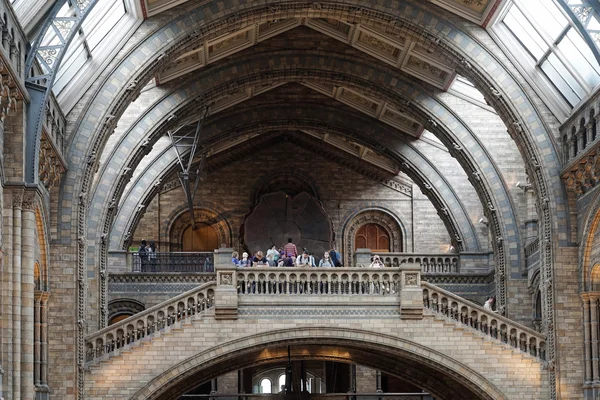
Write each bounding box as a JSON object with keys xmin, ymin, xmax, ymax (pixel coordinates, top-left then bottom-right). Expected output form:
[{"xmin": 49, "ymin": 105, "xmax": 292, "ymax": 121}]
[
  {"xmin": 182, "ymin": 223, "xmax": 219, "ymax": 252},
  {"xmin": 354, "ymin": 223, "xmax": 390, "ymax": 252}
]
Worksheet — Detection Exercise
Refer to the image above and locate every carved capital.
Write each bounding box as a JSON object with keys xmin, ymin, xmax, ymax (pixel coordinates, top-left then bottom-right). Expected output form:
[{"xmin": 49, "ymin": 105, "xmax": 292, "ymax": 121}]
[{"xmin": 22, "ymin": 191, "xmax": 36, "ymax": 211}]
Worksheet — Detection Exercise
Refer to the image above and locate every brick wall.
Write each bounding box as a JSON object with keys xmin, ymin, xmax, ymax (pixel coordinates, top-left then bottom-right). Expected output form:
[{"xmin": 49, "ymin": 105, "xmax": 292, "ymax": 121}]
[{"xmin": 131, "ymin": 140, "xmax": 451, "ymax": 258}]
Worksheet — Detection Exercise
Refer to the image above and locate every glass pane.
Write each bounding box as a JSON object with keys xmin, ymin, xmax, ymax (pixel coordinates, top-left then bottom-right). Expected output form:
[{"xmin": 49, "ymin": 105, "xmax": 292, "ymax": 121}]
[
  {"xmin": 504, "ymin": 6, "xmax": 546, "ymax": 61},
  {"xmin": 84, "ymin": 0, "xmax": 127, "ymax": 51},
  {"xmin": 518, "ymin": 0, "xmax": 568, "ymax": 39},
  {"xmin": 541, "ymin": 55, "xmax": 582, "ymax": 106},
  {"xmin": 558, "ymin": 28, "xmax": 600, "ymax": 84}
]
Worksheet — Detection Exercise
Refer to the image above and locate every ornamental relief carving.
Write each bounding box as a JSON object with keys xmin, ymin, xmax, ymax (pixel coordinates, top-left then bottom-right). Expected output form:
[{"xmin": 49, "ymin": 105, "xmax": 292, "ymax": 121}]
[
  {"xmin": 564, "ymin": 151, "xmax": 600, "ymax": 195},
  {"xmin": 405, "ymin": 273, "xmax": 418, "ymax": 286},
  {"xmin": 38, "ymin": 132, "xmax": 66, "ymax": 190}
]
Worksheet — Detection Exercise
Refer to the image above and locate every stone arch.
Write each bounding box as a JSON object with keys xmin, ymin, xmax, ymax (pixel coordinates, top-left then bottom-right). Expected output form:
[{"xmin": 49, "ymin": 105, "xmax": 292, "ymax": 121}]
[
  {"xmin": 251, "ymin": 168, "xmax": 321, "ymax": 204},
  {"xmin": 165, "ymin": 207, "xmax": 232, "ymax": 252},
  {"xmin": 579, "ymin": 189, "xmax": 600, "ymax": 292},
  {"xmin": 128, "ymin": 328, "xmax": 510, "ymax": 400},
  {"xmin": 341, "ymin": 207, "xmax": 406, "ymax": 266},
  {"xmin": 62, "ymin": 1, "xmax": 565, "ymax": 391},
  {"xmin": 107, "ymin": 298, "xmax": 145, "ymax": 325}
]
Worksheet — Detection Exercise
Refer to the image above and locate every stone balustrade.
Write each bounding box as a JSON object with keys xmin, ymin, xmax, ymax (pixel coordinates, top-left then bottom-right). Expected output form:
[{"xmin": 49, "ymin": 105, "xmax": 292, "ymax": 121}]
[
  {"xmin": 422, "ymin": 282, "xmax": 547, "ymax": 360},
  {"xmin": 85, "ymin": 282, "xmax": 215, "ymax": 362},
  {"xmin": 236, "ymin": 266, "xmax": 402, "ymax": 296},
  {"xmin": 354, "ymin": 249, "xmax": 460, "ymax": 273}
]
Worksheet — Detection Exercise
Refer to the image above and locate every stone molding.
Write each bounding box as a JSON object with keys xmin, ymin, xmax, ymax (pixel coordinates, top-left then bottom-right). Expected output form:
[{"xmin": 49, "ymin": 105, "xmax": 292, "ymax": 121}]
[{"xmin": 109, "ymin": 273, "xmax": 215, "ymax": 284}]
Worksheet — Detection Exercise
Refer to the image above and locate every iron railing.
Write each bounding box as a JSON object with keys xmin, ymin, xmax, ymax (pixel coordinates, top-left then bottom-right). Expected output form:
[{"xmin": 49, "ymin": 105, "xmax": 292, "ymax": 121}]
[{"xmin": 132, "ymin": 251, "xmax": 214, "ymax": 273}]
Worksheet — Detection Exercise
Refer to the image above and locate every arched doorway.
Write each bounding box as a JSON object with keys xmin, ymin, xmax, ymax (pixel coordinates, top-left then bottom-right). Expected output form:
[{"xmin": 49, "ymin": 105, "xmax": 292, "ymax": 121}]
[
  {"xmin": 182, "ymin": 223, "xmax": 219, "ymax": 252},
  {"xmin": 342, "ymin": 209, "xmax": 404, "ymax": 265},
  {"xmin": 127, "ymin": 333, "xmax": 511, "ymax": 400},
  {"xmin": 354, "ymin": 223, "xmax": 390, "ymax": 252}
]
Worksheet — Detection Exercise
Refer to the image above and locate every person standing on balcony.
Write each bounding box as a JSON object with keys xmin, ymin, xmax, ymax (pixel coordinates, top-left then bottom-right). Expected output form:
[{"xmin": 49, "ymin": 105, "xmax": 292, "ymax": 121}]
[
  {"xmin": 296, "ymin": 250, "xmax": 315, "ymax": 267},
  {"xmin": 319, "ymin": 252, "xmax": 334, "ymax": 267},
  {"xmin": 239, "ymin": 252, "xmax": 251, "ymax": 267},
  {"xmin": 148, "ymin": 241, "xmax": 157, "ymax": 261},
  {"xmin": 267, "ymin": 245, "xmax": 279, "ymax": 262},
  {"xmin": 370, "ymin": 255, "xmax": 384, "ymax": 268},
  {"xmin": 329, "ymin": 244, "xmax": 342, "ymax": 267},
  {"xmin": 283, "ymin": 238, "xmax": 298, "ymax": 258},
  {"xmin": 253, "ymin": 251, "xmax": 268, "ymax": 266},
  {"xmin": 138, "ymin": 240, "xmax": 148, "ymax": 271}
]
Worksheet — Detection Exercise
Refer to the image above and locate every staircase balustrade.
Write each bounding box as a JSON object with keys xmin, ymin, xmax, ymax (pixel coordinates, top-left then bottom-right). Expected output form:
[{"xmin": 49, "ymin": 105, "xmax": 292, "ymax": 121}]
[
  {"xmin": 422, "ymin": 282, "xmax": 547, "ymax": 360},
  {"xmin": 85, "ymin": 282, "xmax": 216, "ymax": 362},
  {"xmin": 236, "ymin": 266, "xmax": 401, "ymax": 295}
]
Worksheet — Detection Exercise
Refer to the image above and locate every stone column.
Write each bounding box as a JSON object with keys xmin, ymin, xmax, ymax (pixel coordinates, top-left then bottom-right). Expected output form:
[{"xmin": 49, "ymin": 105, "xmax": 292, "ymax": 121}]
[
  {"xmin": 21, "ymin": 192, "xmax": 35, "ymax": 400},
  {"xmin": 33, "ymin": 294, "xmax": 41, "ymax": 387},
  {"xmin": 214, "ymin": 248, "xmax": 237, "ymax": 320},
  {"xmin": 591, "ymin": 295, "xmax": 599, "ymax": 383},
  {"xmin": 579, "ymin": 128, "xmax": 587, "ymax": 151},
  {"xmin": 399, "ymin": 263, "xmax": 423, "ymax": 319},
  {"xmin": 376, "ymin": 370, "xmax": 382, "ymax": 392},
  {"xmin": 2, "ymin": 199, "xmax": 12, "ymax": 400},
  {"xmin": 583, "ymin": 294, "xmax": 592, "ymax": 384},
  {"xmin": 586, "ymin": 123, "xmax": 594, "ymax": 147},
  {"xmin": 40, "ymin": 293, "xmax": 49, "ymax": 397},
  {"xmin": 12, "ymin": 189, "xmax": 22, "ymax": 400}
]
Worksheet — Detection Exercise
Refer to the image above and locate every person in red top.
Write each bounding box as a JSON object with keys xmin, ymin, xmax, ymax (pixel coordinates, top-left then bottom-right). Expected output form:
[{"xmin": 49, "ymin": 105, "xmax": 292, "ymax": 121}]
[{"xmin": 283, "ymin": 237, "xmax": 298, "ymax": 258}]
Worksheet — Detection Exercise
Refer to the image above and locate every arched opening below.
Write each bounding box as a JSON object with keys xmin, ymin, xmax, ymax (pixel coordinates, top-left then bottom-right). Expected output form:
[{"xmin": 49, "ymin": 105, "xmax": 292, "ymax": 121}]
[
  {"xmin": 138, "ymin": 341, "xmax": 504, "ymax": 400},
  {"xmin": 182, "ymin": 223, "xmax": 219, "ymax": 252}
]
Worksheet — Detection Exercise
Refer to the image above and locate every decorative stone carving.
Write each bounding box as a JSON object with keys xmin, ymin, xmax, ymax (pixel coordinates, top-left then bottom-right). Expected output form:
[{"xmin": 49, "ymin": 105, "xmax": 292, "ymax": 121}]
[
  {"xmin": 38, "ymin": 132, "xmax": 66, "ymax": 190},
  {"xmin": 221, "ymin": 273, "xmax": 233, "ymax": 286},
  {"xmin": 22, "ymin": 192, "xmax": 36, "ymax": 211},
  {"xmin": 405, "ymin": 273, "xmax": 418, "ymax": 286}
]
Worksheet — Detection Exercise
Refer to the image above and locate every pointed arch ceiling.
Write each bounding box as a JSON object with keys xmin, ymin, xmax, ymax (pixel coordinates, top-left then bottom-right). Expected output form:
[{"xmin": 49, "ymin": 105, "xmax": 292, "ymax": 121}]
[{"xmin": 59, "ymin": 1, "xmax": 568, "ymax": 353}]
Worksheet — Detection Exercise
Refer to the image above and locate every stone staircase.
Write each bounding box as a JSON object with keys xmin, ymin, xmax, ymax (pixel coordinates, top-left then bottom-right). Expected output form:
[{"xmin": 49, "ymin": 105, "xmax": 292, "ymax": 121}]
[{"xmin": 83, "ymin": 267, "xmax": 548, "ymax": 399}]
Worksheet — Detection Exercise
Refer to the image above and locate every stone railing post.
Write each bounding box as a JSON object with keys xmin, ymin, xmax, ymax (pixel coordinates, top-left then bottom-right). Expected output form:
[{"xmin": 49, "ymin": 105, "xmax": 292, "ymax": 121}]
[
  {"xmin": 353, "ymin": 248, "xmax": 372, "ymax": 267},
  {"xmin": 399, "ymin": 262, "xmax": 423, "ymax": 319},
  {"xmin": 214, "ymin": 248, "xmax": 237, "ymax": 320}
]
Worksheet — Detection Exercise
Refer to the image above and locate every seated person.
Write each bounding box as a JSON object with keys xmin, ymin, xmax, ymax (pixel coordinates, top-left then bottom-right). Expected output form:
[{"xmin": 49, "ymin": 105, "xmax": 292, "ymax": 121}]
[
  {"xmin": 370, "ymin": 254, "xmax": 385, "ymax": 268},
  {"xmin": 232, "ymin": 251, "xmax": 240, "ymax": 266},
  {"xmin": 266, "ymin": 253, "xmax": 276, "ymax": 267},
  {"xmin": 239, "ymin": 252, "xmax": 252, "ymax": 267},
  {"xmin": 277, "ymin": 258, "xmax": 286, "ymax": 267},
  {"xmin": 284, "ymin": 254, "xmax": 295, "ymax": 266},
  {"xmin": 253, "ymin": 251, "xmax": 268, "ymax": 266},
  {"xmin": 318, "ymin": 252, "xmax": 334, "ymax": 267},
  {"xmin": 296, "ymin": 250, "xmax": 316, "ymax": 267}
]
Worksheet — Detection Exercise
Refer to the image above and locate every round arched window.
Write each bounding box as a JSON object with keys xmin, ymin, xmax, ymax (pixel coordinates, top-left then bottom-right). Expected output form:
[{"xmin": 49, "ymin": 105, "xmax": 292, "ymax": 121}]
[{"xmin": 260, "ymin": 378, "xmax": 272, "ymax": 394}]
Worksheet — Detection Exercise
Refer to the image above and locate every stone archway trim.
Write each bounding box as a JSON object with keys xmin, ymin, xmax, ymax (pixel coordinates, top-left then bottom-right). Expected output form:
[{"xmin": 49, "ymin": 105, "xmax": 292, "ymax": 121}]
[{"xmin": 129, "ymin": 327, "xmax": 510, "ymax": 400}]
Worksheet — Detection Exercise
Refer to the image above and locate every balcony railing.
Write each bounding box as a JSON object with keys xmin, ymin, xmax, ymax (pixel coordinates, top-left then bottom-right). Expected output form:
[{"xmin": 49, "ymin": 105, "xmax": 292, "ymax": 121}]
[
  {"xmin": 132, "ymin": 252, "xmax": 214, "ymax": 273},
  {"xmin": 355, "ymin": 250, "xmax": 460, "ymax": 273},
  {"xmin": 236, "ymin": 267, "xmax": 401, "ymax": 296}
]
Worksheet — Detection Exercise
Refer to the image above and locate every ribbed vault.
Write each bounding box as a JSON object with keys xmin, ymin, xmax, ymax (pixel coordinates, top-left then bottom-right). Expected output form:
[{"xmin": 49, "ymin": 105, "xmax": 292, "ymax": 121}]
[{"xmin": 56, "ymin": 1, "xmax": 566, "ymax": 396}]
